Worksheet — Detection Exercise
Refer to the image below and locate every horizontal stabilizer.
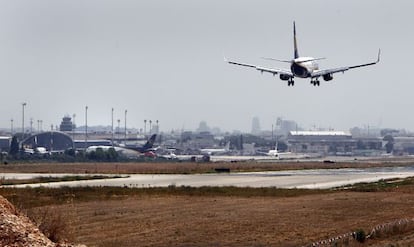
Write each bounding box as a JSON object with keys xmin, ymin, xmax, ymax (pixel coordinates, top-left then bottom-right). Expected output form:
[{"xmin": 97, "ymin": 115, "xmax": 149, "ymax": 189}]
[
  {"xmin": 295, "ymin": 57, "xmax": 326, "ymax": 63},
  {"xmin": 261, "ymin": 57, "xmax": 292, "ymax": 63}
]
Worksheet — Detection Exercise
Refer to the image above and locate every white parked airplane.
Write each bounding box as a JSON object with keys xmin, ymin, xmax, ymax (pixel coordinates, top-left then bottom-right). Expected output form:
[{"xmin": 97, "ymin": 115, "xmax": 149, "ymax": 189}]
[
  {"xmin": 200, "ymin": 142, "xmax": 230, "ymax": 155},
  {"xmin": 226, "ymin": 22, "xmax": 380, "ymax": 86}
]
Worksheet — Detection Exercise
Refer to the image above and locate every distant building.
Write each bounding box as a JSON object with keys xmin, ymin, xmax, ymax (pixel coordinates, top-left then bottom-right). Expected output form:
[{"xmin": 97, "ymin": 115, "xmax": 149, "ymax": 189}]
[
  {"xmin": 74, "ymin": 139, "xmax": 112, "ymax": 149},
  {"xmin": 393, "ymin": 137, "xmax": 414, "ymax": 154},
  {"xmin": 276, "ymin": 118, "xmax": 299, "ymax": 136},
  {"xmin": 288, "ymin": 131, "xmax": 355, "ymax": 154},
  {"xmin": 0, "ymin": 136, "xmax": 11, "ymax": 152},
  {"xmin": 59, "ymin": 115, "xmax": 75, "ymax": 132},
  {"xmin": 197, "ymin": 121, "xmax": 210, "ymax": 133},
  {"xmin": 251, "ymin": 117, "xmax": 261, "ymax": 135}
]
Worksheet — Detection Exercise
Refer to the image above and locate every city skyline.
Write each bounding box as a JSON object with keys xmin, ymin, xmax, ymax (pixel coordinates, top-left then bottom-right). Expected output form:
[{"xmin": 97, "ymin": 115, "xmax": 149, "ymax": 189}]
[
  {"xmin": 0, "ymin": 110, "xmax": 408, "ymax": 136},
  {"xmin": 0, "ymin": 1, "xmax": 413, "ymax": 132}
]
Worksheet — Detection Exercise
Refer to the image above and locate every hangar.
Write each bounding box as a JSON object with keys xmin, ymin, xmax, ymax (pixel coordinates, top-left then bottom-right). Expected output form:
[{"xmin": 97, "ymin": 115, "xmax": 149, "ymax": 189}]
[
  {"xmin": 21, "ymin": 131, "xmax": 73, "ymax": 152},
  {"xmin": 287, "ymin": 131, "xmax": 355, "ymax": 154}
]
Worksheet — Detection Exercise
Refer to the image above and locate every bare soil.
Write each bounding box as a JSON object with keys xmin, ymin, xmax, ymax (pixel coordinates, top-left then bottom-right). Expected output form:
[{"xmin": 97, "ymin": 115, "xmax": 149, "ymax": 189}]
[{"xmin": 30, "ymin": 189, "xmax": 414, "ymax": 246}]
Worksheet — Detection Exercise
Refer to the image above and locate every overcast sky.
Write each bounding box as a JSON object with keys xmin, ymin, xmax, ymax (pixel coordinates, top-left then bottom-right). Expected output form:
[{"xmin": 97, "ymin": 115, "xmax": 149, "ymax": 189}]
[{"xmin": 0, "ymin": 0, "xmax": 412, "ymax": 133}]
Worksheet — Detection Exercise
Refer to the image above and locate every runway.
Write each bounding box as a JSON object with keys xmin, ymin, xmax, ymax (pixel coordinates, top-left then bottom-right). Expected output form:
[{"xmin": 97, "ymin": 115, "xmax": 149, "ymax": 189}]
[{"xmin": 3, "ymin": 166, "xmax": 414, "ymax": 189}]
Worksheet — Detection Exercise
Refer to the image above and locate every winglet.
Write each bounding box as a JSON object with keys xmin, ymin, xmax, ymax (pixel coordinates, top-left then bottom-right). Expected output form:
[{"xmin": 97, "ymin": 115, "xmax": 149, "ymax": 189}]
[
  {"xmin": 376, "ymin": 49, "xmax": 381, "ymax": 63},
  {"xmin": 223, "ymin": 55, "xmax": 228, "ymax": 63}
]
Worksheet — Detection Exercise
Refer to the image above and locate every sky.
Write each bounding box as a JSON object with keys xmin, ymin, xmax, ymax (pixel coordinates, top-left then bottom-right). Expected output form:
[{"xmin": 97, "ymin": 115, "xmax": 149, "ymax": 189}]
[{"xmin": 0, "ymin": 0, "xmax": 412, "ymax": 133}]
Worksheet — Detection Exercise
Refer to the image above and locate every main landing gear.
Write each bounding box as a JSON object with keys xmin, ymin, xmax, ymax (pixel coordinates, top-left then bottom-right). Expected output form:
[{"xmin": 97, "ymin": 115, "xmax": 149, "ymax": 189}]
[
  {"xmin": 311, "ymin": 79, "xmax": 320, "ymax": 86},
  {"xmin": 287, "ymin": 79, "xmax": 295, "ymax": 86}
]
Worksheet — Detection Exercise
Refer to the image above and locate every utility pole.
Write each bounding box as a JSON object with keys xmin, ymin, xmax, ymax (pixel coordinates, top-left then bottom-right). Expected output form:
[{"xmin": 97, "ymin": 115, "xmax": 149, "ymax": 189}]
[
  {"xmin": 85, "ymin": 106, "xmax": 88, "ymax": 149},
  {"xmin": 111, "ymin": 108, "xmax": 114, "ymax": 146},
  {"xmin": 117, "ymin": 119, "xmax": 120, "ymax": 142},
  {"xmin": 22, "ymin": 102, "xmax": 27, "ymax": 138},
  {"xmin": 124, "ymin": 110, "xmax": 127, "ymax": 144},
  {"xmin": 72, "ymin": 113, "xmax": 76, "ymax": 142},
  {"xmin": 30, "ymin": 118, "xmax": 33, "ymax": 135},
  {"xmin": 10, "ymin": 119, "xmax": 13, "ymax": 135}
]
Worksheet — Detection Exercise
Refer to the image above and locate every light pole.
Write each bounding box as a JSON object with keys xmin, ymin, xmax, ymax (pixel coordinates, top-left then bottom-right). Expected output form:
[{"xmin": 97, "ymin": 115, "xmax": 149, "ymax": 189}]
[
  {"xmin": 124, "ymin": 110, "xmax": 127, "ymax": 144},
  {"xmin": 72, "ymin": 113, "xmax": 76, "ymax": 142},
  {"xmin": 30, "ymin": 118, "xmax": 33, "ymax": 135},
  {"xmin": 40, "ymin": 120, "xmax": 43, "ymax": 132},
  {"xmin": 22, "ymin": 102, "xmax": 27, "ymax": 137},
  {"xmin": 85, "ymin": 106, "xmax": 88, "ymax": 149},
  {"xmin": 10, "ymin": 119, "xmax": 13, "ymax": 135},
  {"xmin": 117, "ymin": 119, "xmax": 120, "ymax": 142},
  {"xmin": 156, "ymin": 120, "xmax": 159, "ymax": 134},
  {"xmin": 144, "ymin": 119, "xmax": 147, "ymax": 136},
  {"xmin": 149, "ymin": 120, "xmax": 152, "ymax": 135},
  {"xmin": 111, "ymin": 108, "xmax": 114, "ymax": 146}
]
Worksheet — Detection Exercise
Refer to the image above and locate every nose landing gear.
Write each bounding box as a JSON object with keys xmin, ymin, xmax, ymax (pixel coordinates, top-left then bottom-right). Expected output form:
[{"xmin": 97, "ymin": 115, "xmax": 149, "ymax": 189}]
[{"xmin": 288, "ymin": 79, "xmax": 295, "ymax": 86}]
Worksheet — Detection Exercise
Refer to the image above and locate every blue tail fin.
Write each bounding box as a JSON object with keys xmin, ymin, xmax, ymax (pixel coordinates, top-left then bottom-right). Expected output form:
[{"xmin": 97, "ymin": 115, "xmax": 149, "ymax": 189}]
[
  {"xmin": 143, "ymin": 134, "xmax": 157, "ymax": 150},
  {"xmin": 293, "ymin": 21, "xmax": 299, "ymax": 59}
]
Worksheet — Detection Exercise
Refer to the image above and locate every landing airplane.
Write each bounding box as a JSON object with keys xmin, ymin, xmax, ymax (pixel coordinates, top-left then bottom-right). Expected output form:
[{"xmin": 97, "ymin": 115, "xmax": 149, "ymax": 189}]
[{"xmin": 226, "ymin": 22, "xmax": 380, "ymax": 86}]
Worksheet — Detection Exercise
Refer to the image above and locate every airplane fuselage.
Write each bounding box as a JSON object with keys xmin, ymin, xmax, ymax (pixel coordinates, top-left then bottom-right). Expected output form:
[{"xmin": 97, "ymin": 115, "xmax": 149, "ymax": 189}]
[{"xmin": 291, "ymin": 57, "xmax": 319, "ymax": 78}]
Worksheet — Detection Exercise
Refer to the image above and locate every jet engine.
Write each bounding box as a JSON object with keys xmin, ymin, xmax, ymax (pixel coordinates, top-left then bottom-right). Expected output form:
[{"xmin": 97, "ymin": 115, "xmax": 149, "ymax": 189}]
[
  {"xmin": 323, "ymin": 74, "xmax": 333, "ymax": 81},
  {"xmin": 279, "ymin": 74, "xmax": 290, "ymax": 81}
]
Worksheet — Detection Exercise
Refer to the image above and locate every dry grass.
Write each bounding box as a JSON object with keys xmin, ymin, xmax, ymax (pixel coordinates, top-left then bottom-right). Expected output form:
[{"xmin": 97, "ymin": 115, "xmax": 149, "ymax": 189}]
[
  {"xmin": 2, "ymin": 182, "xmax": 414, "ymax": 246},
  {"xmin": 30, "ymin": 191, "xmax": 414, "ymax": 246},
  {"xmin": 2, "ymin": 160, "xmax": 414, "ymax": 246},
  {"xmin": 26, "ymin": 206, "xmax": 71, "ymax": 242},
  {"xmin": 0, "ymin": 159, "xmax": 413, "ymax": 174}
]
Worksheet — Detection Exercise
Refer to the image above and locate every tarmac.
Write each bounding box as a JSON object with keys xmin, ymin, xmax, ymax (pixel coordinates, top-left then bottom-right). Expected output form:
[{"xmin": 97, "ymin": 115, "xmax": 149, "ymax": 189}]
[{"xmin": 3, "ymin": 166, "xmax": 414, "ymax": 189}]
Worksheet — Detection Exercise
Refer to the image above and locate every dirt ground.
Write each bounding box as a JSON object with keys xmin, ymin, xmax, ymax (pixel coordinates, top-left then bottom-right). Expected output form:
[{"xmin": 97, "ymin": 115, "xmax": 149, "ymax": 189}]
[
  {"xmin": 3, "ymin": 160, "xmax": 414, "ymax": 246},
  {"xmin": 44, "ymin": 189, "xmax": 414, "ymax": 246}
]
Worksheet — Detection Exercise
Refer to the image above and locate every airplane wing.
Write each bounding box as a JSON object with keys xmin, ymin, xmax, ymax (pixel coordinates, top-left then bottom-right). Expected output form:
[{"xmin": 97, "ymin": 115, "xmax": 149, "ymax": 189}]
[
  {"xmin": 225, "ymin": 58, "xmax": 293, "ymax": 77},
  {"xmin": 311, "ymin": 49, "xmax": 381, "ymax": 78}
]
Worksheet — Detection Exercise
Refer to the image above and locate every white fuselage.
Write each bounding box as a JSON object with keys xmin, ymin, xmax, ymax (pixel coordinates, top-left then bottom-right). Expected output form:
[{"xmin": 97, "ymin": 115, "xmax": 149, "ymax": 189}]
[{"xmin": 290, "ymin": 57, "xmax": 319, "ymax": 78}]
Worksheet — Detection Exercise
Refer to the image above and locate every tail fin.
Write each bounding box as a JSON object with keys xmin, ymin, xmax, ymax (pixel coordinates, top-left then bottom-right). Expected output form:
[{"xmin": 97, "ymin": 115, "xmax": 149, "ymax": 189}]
[
  {"xmin": 225, "ymin": 142, "xmax": 230, "ymax": 151},
  {"xmin": 143, "ymin": 134, "xmax": 157, "ymax": 150},
  {"xmin": 293, "ymin": 21, "xmax": 299, "ymax": 59}
]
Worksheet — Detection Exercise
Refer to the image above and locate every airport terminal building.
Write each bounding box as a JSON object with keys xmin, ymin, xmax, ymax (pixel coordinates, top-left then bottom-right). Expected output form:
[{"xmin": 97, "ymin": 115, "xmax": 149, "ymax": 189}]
[{"xmin": 287, "ymin": 131, "xmax": 356, "ymax": 154}]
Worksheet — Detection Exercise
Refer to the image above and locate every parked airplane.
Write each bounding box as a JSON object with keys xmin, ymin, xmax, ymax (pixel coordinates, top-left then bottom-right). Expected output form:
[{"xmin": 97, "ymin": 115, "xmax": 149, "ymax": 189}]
[
  {"xmin": 226, "ymin": 22, "xmax": 380, "ymax": 86},
  {"xmin": 87, "ymin": 134, "xmax": 158, "ymax": 158},
  {"xmin": 123, "ymin": 134, "xmax": 158, "ymax": 153},
  {"xmin": 200, "ymin": 142, "xmax": 230, "ymax": 155}
]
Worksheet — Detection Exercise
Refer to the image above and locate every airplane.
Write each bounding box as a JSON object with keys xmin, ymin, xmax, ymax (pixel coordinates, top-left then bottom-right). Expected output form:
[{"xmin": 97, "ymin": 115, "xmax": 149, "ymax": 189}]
[
  {"xmin": 123, "ymin": 134, "xmax": 158, "ymax": 153},
  {"xmin": 225, "ymin": 22, "xmax": 380, "ymax": 86},
  {"xmin": 200, "ymin": 142, "xmax": 230, "ymax": 155},
  {"xmin": 87, "ymin": 134, "xmax": 158, "ymax": 158}
]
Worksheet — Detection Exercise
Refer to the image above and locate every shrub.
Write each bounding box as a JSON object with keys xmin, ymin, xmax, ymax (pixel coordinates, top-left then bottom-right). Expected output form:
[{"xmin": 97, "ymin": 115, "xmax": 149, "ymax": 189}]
[
  {"xmin": 354, "ymin": 229, "xmax": 366, "ymax": 243},
  {"xmin": 27, "ymin": 206, "xmax": 69, "ymax": 243}
]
